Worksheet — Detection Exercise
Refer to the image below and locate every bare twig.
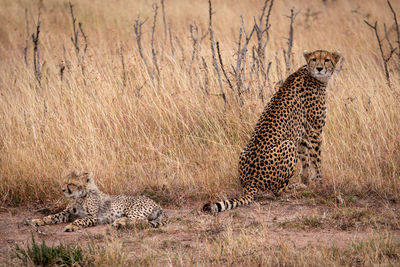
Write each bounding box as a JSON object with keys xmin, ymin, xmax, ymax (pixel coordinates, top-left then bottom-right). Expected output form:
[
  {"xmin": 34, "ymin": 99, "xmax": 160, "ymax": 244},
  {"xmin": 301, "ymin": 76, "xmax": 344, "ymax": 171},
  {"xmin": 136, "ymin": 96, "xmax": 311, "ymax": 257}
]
[
  {"xmin": 120, "ymin": 46, "xmax": 127, "ymax": 87},
  {"xmin": 59, "ymin": 63, "xmax": 65, "ymax": 82},
  {"xmin": 253, "ymin": 0, "xmax": 274, "ymax": 102},
  {"xmin": 304, "ymin": 8, "xmax": 321, "ymax": 28},
  {"xmin": 161, "ymin": 0, "xmax": 167, "ymax": 42},
  {"xmin": 189, "ymin": 23, "xmax": 208, "ymax": 65},
  {"xmin": 216, "ymin": 41, "xmax": 234, "ymax": 92},
  {"xmin": 387, "ymin": 0, "xmax": 400, "ymax": 76},
  {"xmin": 201, "ymin": 56, "xmax": 209, "ymax": 94},
  {"xmin": 168, "ymin": 25, "xmax": 175, "ymax": 58},
  {"xmin": 233, "ymin": 16, "xmax": 256, "ymax": 105},
  {"xmin": 133, "ymin": 14, "xmax": 153, "ymax": 83},
  {"xmin": 136, "ymin": 81, "xmax": 146, "ymax": 98},
  {"xmin": 364, "ymin": 20, "xmax": 396, "ymax": 88},
  {"xmin": 69, "ymin": 2, "xmax": 88, "ymax": 85},
  {"xmin": 283, "ymin": 7, "xmax": 301, "ymax": 75},
  {"xmin": 32, "ymin": 9, "xmax": 41, "ymax": 86},
  {"xmin": 78, "ymin": 22, "xmax": 88, "ymax": 62},
  {"xmin": 188, "ymin": 22, "xmax": 208, "ymax": 88},
  {"xmin": 151, "ymin": 3, "xmax": 160, "ymax": 83},
  {"xmin": 175, "ymin": 35, "xmax": 185, "ymax": 69},
  {"xmin": 24, "ymin": 8, "xmax": 29, "ymax": 66},
  {"xmin": 69, "ymin": 2, "xmax": 79, "ymax": 55},
  {"xmin": 208, "ymin": 0, "xmax": 227, "ymax": 105}
]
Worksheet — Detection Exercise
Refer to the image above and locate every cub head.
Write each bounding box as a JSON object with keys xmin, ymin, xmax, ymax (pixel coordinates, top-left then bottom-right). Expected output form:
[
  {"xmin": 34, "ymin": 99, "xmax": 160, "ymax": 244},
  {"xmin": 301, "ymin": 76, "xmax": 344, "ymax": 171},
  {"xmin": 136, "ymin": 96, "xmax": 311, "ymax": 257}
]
[
  {"xmin": 303, "ymin": 50, "xmax": 341, "ymax": 83},
  {"xmin": 61, "ymin": 170, "xmax": 96, "ymax": 198}
]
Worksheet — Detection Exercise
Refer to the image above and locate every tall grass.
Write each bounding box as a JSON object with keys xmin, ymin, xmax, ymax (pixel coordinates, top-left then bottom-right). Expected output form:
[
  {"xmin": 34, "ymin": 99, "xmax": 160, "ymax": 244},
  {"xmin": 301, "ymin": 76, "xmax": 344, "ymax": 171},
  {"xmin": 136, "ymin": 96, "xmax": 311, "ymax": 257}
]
[{"xmin": 0, "ymin": 0, "xmax": 399, "ymax": 206}]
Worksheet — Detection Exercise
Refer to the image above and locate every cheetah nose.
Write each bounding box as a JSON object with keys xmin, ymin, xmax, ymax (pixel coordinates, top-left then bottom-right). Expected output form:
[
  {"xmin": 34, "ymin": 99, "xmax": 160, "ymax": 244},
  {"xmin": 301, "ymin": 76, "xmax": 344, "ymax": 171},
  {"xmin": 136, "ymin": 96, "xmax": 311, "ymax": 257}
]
[{"xmin": 316, "ymin": 67, "xmax": 323, "ymax": 72}]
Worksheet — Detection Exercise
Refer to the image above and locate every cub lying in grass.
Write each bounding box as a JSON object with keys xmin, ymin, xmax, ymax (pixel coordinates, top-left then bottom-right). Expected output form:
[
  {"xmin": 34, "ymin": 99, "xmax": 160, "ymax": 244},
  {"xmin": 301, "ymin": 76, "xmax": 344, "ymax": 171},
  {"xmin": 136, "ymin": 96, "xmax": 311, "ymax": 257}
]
[{"xmin": 29, "ymin": 170, "xmax": 167, "ymax": 232}]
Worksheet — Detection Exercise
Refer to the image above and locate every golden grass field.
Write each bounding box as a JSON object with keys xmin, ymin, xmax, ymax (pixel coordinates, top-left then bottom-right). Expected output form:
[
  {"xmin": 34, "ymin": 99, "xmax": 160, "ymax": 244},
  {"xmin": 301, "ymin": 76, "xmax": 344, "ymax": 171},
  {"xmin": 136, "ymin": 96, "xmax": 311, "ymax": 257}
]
[{"xmin": 0, "ymin": 0, "xmax": 400, "ymax": 265}]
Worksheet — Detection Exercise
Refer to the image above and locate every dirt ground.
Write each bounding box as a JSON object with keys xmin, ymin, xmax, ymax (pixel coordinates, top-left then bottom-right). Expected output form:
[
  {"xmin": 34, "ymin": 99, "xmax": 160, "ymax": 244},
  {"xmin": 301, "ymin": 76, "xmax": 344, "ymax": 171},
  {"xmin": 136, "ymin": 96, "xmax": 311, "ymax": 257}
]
[{"xmin": 1, "ymin": 194, "xmax": 399, "ymax": 262}]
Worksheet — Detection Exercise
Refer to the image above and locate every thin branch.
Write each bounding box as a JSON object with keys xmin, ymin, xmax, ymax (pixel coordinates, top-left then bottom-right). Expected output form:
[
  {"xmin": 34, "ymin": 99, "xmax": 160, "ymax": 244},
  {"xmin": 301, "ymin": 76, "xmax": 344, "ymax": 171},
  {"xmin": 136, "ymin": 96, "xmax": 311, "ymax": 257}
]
[
  {"xmin": 283, "ymin": 7, "xmax": 301, "ymax": 75},
  {"xmin": 208, "ymin": 0, "xmax": 227, "ymax": 105},
  {"xmin": 387, "ymin": 0, "xmax": 400, "ymax": 76},
  {"xmin": 120, "ymin": 46, "xmax": 127, "ymax": 87},
  {"xmin": 253, "ymin": 0, "xmax": 274, "ymax": 101},
  {"xmin": 32, "ymin": 8, "xmax": 41, "ymax": 86},
  {"xmin": 233, "ymin": 15, "xmax": 256, "ymax": 105},
  {"xmin": 201, "ymin": 56, "xmax": 209, "ymax": 95},
  {"xmin": 69, "ymin": 2, "xmax": 79, "ymax": 56},
  {"xmin": 133, "ymin": 14, "xmax": 153, "ymax": 84},
  {"xmin": 24, "ymin": 8, "xmax": 29, "ymax": 66},
  {"xmin": 364, "ymin": 20, "xmax": 396, "ymax": 88},
  {"xmin": 78, "ymin": 22, "xmax": 88, "ymax": 61},
  {"xmin": 69, "ymin": 2, "xmax": 88, "ymax": 85},
  {"xmin": 216, "ymin": 41, "xmax": 234, "ymax": 92},
  {"xmin": 168, "ymin": 25, "xmax": 175, "ymax": 58},
  {"xmin": 151, "ymin": 3, "xmax": 160, "ymax": 83},
  {"xmin": 175, "ymin": 35, "xmax": 185, "ymax": 69},
  {"xmin": 161, "ymin": 0, "xmax": 167, "ymax": 43}
]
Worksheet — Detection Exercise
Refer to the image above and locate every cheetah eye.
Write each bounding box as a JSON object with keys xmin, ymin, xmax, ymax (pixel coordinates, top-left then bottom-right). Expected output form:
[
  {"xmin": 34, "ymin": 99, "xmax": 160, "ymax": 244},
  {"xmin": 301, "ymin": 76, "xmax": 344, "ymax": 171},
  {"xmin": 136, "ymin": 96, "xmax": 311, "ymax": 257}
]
[
  {"xmin": 324, "ymin": 58, "xmax": 330, "ymax": 62},
  {"xmin": 311, "ymin": 58, "xmax": 316, "ymax": 62}
]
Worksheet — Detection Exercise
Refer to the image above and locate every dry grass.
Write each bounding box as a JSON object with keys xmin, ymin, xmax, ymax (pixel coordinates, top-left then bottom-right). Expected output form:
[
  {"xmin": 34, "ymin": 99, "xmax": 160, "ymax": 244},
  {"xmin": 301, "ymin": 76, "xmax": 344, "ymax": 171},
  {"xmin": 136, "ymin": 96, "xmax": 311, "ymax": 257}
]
[{"xmin": 0, "ymin": 0, "xmax": 399, "ymax": 211}]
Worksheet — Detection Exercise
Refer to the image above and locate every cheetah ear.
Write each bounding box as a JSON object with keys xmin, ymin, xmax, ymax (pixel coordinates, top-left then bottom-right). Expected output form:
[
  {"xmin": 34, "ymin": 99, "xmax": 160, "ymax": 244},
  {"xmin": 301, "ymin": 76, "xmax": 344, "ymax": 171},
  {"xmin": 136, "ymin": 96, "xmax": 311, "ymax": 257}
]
[
  {"xmin": 82, "ymin": 172, "xmax": 93, "ymax": 183},
  {"xmin": 86, "ymin": 172, "xmax": 94, "ymax": 182},
  {"xmin": 71, "ymin": 169, "xmax": 80, "ymax": 177},
  {"xmin": 332, "ymin": 51, "xmax": 342, "ymax": 64},
  {"xmin": 303, "ymin": 50, "xmax": 312, "ymax": 61}
]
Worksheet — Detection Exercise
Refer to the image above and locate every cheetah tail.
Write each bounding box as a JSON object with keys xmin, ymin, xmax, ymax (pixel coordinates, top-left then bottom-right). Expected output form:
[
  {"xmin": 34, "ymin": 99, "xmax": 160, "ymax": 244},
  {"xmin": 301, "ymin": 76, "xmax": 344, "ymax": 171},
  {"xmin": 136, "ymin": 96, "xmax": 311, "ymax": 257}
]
[{"xmin": 202, "ymin": 191, "xmax": 255, "ymax": 214}]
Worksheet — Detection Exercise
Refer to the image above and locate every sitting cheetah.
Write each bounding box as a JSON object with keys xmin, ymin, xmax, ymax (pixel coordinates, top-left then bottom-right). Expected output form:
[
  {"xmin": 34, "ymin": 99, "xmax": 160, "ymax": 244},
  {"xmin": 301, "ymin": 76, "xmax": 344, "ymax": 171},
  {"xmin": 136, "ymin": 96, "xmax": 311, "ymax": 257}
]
[
  {"xmin": 203, "ymin": 50, "xmax": 341, "ymax": 214},
  {"xmin": 29, "ymin": 170, "xmax": 167, "ymax": 232}
]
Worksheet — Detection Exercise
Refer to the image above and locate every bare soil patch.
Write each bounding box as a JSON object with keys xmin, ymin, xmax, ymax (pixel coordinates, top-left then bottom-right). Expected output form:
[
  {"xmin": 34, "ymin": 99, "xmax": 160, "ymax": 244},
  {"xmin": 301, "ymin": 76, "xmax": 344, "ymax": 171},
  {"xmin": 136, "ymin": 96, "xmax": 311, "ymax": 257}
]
[{"xmin": 1, "ymin": 197, "xmax": 399, "ymax": 261}]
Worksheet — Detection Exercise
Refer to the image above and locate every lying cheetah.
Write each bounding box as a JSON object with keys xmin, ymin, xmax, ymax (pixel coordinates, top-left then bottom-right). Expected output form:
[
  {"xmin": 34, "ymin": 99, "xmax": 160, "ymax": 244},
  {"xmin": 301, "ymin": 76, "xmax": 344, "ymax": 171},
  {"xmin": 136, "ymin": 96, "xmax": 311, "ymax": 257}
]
[
  {"xmin": 29, "ymin": 170, "xmax": 167, "ymax": 232},
  {"xmin": 203, "ymin": 50, "xmax": 342, "ymax": 214}
]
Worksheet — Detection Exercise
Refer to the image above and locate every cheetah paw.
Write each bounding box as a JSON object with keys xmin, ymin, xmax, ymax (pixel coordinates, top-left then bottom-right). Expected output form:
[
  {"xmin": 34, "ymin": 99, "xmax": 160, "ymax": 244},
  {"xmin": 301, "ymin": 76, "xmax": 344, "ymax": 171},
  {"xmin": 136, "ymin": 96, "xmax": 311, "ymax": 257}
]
[
  {"xmin": 31, "ymin": 219, "xmax": 45, "ymax": 226},
  {"xmin": 112, "ymin": 218, "xmax": 128, "ymax": 229},
  {"xmin": 64, "ymin": 224, "xmax": 80, "ymax": 232},
  {"xmin": 287, "ymin": 183, "xmax": 308, "ymax": 192}
]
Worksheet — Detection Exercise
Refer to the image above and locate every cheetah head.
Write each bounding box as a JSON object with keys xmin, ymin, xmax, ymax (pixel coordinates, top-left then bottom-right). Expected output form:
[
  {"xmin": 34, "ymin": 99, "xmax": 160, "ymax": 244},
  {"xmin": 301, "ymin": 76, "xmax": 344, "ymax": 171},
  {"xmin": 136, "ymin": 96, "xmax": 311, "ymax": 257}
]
[
  {"xmin": 303, "ymin": 50, "xmax": 341, "ymax": 83},
  {"xmin": 61, "ymin": 170, "xmax": 97, "ymax": 198}
]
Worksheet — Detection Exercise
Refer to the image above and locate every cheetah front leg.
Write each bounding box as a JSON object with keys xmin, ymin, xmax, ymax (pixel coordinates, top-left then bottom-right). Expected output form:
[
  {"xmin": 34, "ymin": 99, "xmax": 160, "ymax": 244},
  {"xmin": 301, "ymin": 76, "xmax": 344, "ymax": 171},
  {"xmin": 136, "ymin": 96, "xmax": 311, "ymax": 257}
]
[
  {"xmin": 308, "ymin": 134, "xmax": 322, "ymax": 182},
  {"xmin": 298, "ymin": 140, "xmax": 311, "ymax": 185},
  {"xmin": 65, "ymin": 216, "xmax": 98, "ymax": 232},
  {"xmin": 31, "ymin": 208, "xmax": 72, "ymax": 226}
]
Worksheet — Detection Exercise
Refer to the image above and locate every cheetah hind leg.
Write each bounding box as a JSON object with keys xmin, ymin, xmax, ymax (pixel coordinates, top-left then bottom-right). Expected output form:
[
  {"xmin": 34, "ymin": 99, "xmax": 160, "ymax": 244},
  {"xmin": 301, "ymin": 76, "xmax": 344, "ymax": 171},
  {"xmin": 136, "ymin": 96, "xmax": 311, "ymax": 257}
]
[
  {"xmin": 272, "ymin": 140, "xmax": 299, "ymax": 196},
  {"xmin": 147, "ymin": 207, "xmax": 168, "ymax": 228},
  {"xmin": 111, "ymin": 217, "xmax": 150, "ymax": 229}
]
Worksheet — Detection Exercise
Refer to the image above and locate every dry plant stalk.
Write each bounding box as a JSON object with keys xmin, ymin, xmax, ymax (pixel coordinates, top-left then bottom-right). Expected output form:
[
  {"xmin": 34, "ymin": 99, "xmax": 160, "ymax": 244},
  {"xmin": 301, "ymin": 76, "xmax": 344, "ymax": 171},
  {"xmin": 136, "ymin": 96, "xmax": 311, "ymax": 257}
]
[
  {"xmin": 252, "ymin": 0, "xmax": 274, "ymax": 102},
  {"xmin": 120, "ymin": 46, "xmax": 127, "ymax": 87},
  {"xmin": 216, "ymin": 41, "xmax": 234, "ymax": 93},
  {"xmin": 386, "ymin": 0, "xmax": 400, "ymax": 77},
  {"xmin": 31, "ymin": 9, "xmax": 41, "ymax": 86},
  {"xmin": 24, "ymin": 8, "xmax": 29, "ymax": 66},
  {"xmin": 133, "ymin": 14, "xmax": 154, "ymax": 85},
  {"xmin": 208, "ymin": 0, "xmax": 227, "ymax": 105},
  {"xmin": 69, "ymin": 2, "xmax": 88, "ymax": 85},
  {"xmin": 161, "ymin": 0, "xmax": 167, "ymax": 43},
  {"xmin": 364, "ymin": 20, "xmax": 396, "ymax": 88},
  {"xmin": 283, "ymin": 7, "xmax": 301, "ymax": 75},
  {"xmin": 151, "ymin": 3, "xmax": 160, "ymax": 85}
]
